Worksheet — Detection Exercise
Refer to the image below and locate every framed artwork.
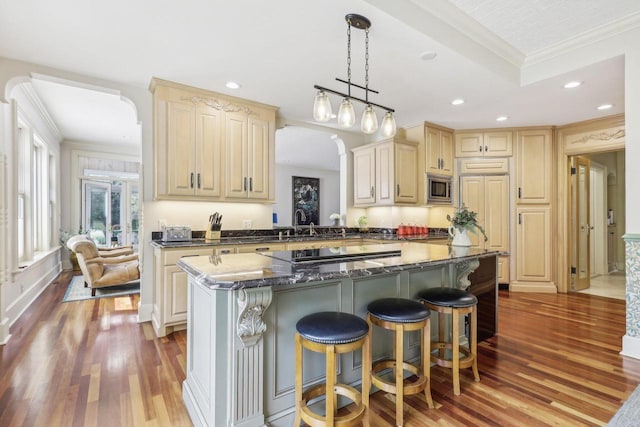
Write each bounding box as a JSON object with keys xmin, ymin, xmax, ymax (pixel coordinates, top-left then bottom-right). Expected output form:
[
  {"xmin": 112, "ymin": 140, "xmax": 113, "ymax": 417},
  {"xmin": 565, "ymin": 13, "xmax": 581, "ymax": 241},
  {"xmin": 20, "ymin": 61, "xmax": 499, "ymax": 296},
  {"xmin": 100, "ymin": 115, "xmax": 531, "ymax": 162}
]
[{"xmin": 292, "ymin": 176, "xmax": 319, "ymax": 225}]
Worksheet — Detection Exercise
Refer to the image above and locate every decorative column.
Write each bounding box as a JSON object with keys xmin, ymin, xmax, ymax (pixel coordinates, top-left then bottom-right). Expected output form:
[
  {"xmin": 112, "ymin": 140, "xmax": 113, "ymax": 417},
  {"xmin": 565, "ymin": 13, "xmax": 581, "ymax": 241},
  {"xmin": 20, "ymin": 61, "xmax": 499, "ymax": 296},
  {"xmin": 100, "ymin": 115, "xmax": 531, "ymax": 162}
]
[{"xmin": 231, "ymin": 287, "xmax": 273, "ymax": 426}]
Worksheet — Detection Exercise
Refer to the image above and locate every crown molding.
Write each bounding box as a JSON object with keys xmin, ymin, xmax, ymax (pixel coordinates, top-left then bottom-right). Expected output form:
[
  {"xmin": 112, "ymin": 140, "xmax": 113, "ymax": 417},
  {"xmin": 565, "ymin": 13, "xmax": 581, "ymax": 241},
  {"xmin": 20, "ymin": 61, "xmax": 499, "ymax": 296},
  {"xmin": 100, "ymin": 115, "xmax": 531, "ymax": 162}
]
[
  {"xmin": 521, "ymin": 11, "xmax": 640, "ymax": 67},
  {"xmin": 19, "ymin": 82, "xmax": 63, "ymax": 141}
]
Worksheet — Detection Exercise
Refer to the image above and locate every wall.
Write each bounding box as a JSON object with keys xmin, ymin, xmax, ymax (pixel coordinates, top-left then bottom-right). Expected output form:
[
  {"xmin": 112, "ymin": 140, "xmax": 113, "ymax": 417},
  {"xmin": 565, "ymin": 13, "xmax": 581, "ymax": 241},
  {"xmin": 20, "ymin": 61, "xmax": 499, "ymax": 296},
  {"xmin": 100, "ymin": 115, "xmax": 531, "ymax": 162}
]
[{"xmin": 274, "ymin": 164, "xmax": 339, "ymax": 227}]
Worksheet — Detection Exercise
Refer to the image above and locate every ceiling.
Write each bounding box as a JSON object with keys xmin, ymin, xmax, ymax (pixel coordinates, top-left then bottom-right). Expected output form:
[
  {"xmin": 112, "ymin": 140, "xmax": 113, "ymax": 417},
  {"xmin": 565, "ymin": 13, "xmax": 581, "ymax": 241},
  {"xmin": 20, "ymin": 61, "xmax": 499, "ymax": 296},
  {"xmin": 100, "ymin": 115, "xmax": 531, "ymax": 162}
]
[{"xmin": 1, "ymin": 0, "xmax": 638, "ymax": 147}]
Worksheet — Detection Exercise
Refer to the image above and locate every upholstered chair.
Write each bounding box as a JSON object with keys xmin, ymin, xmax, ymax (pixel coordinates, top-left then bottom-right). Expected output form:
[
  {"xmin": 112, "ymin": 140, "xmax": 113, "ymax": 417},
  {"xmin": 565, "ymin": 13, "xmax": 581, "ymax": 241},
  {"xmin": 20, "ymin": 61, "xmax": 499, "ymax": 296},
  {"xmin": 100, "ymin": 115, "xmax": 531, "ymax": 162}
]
[
  {"xmin": 69, "ymin": 239, "xmax": 140, "ymax": 296},
  {"xmin": 66, "ymin": 234, "xmax": 134, "ymax": 257}
]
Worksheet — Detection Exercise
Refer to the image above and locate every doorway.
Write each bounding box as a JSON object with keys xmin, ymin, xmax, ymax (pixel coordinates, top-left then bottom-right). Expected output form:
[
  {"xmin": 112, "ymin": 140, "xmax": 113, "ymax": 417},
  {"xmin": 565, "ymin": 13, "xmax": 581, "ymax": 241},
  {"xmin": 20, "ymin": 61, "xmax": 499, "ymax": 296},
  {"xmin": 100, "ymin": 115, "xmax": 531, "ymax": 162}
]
[{"xmin": 569, "ymin": 150, "xmax": 625, "ymax": 299}]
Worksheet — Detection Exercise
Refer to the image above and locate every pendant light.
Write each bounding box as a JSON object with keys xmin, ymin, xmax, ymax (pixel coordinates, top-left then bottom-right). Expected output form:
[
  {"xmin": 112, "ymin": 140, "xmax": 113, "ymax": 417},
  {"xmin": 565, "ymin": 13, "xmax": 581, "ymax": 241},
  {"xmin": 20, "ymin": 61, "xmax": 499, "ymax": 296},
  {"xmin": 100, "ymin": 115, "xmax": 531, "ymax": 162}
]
[{"xmin": 312, "ymin": 14, "xmax": 396, "ymax": 137}]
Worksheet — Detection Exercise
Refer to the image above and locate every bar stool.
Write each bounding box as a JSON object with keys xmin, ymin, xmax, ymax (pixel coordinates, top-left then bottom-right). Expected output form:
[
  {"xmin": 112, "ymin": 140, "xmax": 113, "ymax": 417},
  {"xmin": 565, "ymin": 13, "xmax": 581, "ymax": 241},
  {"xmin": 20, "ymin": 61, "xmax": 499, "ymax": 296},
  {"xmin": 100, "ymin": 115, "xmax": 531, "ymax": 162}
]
[
  {"xmin": 417, "ymin": 287, "xmax": 480, "ymax": 396},
  {"xmin": 294, "ymin": 311, "xmax": 369, "ymax": 426},
  {"xmin": 363, "ymin": 298, "xmax": 434, "ymax": 426}
]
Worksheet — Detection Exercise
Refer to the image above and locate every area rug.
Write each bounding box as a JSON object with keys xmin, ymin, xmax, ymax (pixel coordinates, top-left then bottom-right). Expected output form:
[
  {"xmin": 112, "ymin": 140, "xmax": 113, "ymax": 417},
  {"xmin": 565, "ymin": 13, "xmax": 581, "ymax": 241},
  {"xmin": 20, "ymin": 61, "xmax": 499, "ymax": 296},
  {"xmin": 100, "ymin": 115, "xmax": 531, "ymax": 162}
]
[
  {"xmin": 609, "ymin": 384, "xmax": 640, "ymax": 426},
  {"xmin": 62, "ymin": 275, "xmax": 140, "ymax": 302}
]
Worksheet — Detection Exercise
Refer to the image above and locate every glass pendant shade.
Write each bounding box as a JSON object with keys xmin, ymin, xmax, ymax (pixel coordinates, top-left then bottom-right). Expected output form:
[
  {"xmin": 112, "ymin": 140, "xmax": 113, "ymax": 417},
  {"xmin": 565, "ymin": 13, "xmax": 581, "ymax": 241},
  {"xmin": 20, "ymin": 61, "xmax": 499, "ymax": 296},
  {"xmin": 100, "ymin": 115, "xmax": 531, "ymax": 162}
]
[
  {"xmin": 312, "ymin": 91, "xmax": 332, "ymax": 122},
  {"xmin": 337, "ymin": 98, "xmax": 356, "ymax": 128},
  {"xmin": 360, "ymin": 105, "xmax": 378, "ymax": 134},
  {"xmin": 380, "ymin": 112, "xmax": 397, "ymax": 137}
]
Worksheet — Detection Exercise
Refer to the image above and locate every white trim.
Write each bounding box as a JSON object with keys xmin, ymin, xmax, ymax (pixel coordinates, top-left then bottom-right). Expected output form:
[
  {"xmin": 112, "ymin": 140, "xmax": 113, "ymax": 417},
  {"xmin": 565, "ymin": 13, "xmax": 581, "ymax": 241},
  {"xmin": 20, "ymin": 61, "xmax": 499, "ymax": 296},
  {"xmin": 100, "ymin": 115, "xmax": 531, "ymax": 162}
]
[
  {"xmin": 621, "ymin": 334, "xmax": 640, "ymax": 360},
  {"xmin": 18, "ymin": 82, "xmax": 62, "ymax": 141},
  {"xmin": 137, "ymin": 301, "xmax": 153, "ymax": 323}
]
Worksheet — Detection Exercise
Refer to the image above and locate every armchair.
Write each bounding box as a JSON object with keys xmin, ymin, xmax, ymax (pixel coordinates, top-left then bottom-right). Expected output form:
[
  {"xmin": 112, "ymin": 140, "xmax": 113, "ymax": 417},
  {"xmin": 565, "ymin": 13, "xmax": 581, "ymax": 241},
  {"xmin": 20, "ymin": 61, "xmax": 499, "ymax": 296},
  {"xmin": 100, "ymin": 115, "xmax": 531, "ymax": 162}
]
[
  {"xmin": 66, "ymin": 234, "xmax": 134, "ymax": 257},
  {"xmin": 69, "ymin": 239, "xmax": 140, "ymax": 296}
]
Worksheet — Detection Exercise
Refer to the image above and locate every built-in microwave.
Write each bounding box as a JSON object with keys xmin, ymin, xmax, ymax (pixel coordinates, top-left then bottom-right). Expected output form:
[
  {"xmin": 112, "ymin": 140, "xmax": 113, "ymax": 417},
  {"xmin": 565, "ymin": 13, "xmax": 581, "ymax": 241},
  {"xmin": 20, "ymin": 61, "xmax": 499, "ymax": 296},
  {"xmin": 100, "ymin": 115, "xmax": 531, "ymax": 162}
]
[{"xmin": 426, "ymin": 174, "xmax": 453, "ymax": 204}]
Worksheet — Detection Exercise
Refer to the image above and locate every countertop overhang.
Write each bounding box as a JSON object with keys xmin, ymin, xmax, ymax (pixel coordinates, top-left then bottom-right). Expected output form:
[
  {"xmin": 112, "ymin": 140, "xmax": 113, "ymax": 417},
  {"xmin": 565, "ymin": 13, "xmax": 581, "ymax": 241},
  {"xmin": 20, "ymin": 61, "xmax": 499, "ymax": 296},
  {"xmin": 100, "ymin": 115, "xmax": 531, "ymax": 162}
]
[{"xmin": 176, "ymin": 242, "xmax": 499, "ymax": 290}]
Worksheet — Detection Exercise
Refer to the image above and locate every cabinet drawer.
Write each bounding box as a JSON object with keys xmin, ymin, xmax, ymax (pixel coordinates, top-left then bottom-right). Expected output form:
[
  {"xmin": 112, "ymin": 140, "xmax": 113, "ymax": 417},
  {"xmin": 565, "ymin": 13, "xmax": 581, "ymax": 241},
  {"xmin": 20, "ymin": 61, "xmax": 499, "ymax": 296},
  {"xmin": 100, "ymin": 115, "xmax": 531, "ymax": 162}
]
[
  {"xmin": 215, "ymin": 247, "xmax": 237, "ymax": 255},
  {"xmin": 236, "ymin": 243, "xmax": 286, "ymax": 253},
  {"xmin": 286, "ymin": 240, "xmax": 344, "ymax": 250},
  {"xmin": 459, "ymin": 158, "xmax": 509, "ymax": 175},
  {"xmin": 162, "ymin": 247, "xmax": 213, "ymax": 265}
]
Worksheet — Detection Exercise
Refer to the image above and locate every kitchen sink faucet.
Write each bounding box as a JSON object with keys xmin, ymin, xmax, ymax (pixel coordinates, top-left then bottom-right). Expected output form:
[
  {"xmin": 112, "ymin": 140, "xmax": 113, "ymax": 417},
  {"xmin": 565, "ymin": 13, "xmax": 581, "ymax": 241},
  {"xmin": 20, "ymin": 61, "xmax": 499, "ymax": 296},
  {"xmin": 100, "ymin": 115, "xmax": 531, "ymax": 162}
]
[{"xmin": 294, "ymin": 209, "xmax": 306, "ymax": 234}]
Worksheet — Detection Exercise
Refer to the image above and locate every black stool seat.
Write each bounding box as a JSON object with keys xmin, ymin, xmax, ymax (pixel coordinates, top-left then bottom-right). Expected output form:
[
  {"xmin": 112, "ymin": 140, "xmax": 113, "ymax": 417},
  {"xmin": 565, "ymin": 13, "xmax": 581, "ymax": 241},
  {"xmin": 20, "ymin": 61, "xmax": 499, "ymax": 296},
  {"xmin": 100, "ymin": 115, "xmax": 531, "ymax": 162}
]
[
  {"xmin": 296, "ymin": 311, "xmax": 369, "ymax": 345},
  {"xmin": 367, "ymin": 298, "xmax": 431, "ymax": 323},
  {"xmin": 417, "ymin": 287, "xmax": 478, "ymax": 308}
]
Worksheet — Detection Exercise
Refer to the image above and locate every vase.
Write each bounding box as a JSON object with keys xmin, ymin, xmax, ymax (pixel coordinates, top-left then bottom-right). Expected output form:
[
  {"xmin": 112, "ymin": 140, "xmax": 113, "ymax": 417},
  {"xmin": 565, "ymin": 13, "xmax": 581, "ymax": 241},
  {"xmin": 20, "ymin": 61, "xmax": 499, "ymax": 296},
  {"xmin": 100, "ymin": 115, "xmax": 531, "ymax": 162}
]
[
  {"xmin": 332, "ymin": 218, "xmax": 340, "ymax": 226},
  {"xmin": 448, "ymin": 226, "xmax": 472, "ymax": 247}
]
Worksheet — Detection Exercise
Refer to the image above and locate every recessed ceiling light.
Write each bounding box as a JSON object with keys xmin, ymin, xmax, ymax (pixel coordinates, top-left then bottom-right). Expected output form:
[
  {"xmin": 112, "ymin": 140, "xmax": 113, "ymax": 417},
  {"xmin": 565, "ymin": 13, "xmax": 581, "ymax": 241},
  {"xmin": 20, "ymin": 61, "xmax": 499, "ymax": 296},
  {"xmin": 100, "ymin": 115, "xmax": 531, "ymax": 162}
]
[
  {"xmin": 563, "ymin": 81, "xmax": 582, "ymax": 89},
  {"xmin": 420, "ymin": 51, "xmax": 437, "ymax": 61},
  {"xmin": 496, "ymin": 116, "xmax": 508, "ymax": 122},
  {"xmin": 226, "ymin": 81, "xmax": 241, "ymax": 89},
  {"xmin": 451, "ymin": 98, "xmax": 465, "ymax": 106},
  {"xmin": 597, "ymin": 103, "xmax": 613, "ymax": 110}
]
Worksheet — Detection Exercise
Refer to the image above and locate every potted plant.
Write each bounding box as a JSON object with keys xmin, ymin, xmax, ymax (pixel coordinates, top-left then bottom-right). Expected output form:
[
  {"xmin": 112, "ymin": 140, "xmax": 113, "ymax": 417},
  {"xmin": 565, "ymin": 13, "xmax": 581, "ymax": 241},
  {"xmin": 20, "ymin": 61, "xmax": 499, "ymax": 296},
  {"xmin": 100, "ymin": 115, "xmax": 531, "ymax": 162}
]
[
  {"xmin": 357, "ymin": 215, "xmax": 369, "ymax": 232},
  {"xmin": 446, "ymin": 205, "xmax": 487, "ymax": 247},
  {"xmin": 329, "ymin": 213, "xmax": 341, "ymax": 226}
]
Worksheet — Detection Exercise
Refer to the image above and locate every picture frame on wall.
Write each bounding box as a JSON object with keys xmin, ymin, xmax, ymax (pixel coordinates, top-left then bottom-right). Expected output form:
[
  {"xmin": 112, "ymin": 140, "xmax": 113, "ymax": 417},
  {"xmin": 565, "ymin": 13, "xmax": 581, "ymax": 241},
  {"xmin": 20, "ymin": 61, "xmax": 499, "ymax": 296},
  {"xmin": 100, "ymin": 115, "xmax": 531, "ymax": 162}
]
[{"xmin": 292, "ymin": 176, "xmax": 319, "ymax": 226}]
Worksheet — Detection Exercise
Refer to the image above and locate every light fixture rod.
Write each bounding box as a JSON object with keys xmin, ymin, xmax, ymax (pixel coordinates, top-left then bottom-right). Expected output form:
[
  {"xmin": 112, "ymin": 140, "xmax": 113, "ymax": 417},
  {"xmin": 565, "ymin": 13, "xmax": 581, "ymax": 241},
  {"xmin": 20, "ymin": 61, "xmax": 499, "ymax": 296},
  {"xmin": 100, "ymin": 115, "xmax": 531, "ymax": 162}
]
[
  {"xmin": 314, "ymin": 84, "xmax": 394, "ymax": 113},
  {"xmin": 335, "ymin": 78, "xmax": 379, "ymax": 95}
]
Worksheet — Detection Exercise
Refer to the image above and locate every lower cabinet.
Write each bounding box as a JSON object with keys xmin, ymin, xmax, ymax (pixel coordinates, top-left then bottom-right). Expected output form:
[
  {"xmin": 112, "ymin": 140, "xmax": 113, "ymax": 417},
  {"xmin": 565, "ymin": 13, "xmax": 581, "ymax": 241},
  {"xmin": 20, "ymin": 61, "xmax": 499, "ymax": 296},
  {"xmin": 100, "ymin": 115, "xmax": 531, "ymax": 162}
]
[{"xmin": 512, "ymin": 206, "xmax": 554, "ymax": 291}]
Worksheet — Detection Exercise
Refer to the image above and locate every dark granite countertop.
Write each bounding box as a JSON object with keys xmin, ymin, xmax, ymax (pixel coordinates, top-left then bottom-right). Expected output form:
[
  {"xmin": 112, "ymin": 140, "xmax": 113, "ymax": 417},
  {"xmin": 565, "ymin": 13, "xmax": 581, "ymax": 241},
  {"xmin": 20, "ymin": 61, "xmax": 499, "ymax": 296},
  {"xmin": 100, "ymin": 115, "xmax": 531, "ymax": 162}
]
[{"xmin": 176, "ymin": 242, "xmax": 498, "ymax": 291}]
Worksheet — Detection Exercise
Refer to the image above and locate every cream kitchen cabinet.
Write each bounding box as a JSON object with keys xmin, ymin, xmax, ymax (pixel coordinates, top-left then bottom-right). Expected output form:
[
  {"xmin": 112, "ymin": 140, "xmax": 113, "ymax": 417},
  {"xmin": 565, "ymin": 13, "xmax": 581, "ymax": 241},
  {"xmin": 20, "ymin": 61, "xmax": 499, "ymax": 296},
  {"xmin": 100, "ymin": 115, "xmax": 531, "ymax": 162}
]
[
  {"xmin": 426, "ymin": 123, "xmax": 454, "ymax": 176},
  {"xmin": 352, "ymin": 138, "xmax": 419, "ymax": 206},
  {"xmin": 514, "ymin": 206, "xmax": 552, "ymax": 283},
  {"xmin": 515, "ymin": 129, "xmax": 553, "ymax": 204},
  {"xmin": 224, "ymin": 110, "xmax": 276, "ymax": 201},
  {"xmin": 455, "ymin": 131, "xmax": 513, "ymax": 158},
  {"xmin": 151, "ymin": 78, "xmax": 277, "ymax": 202},
  {"xmin": 235, "ymin": 242, "xmax": 286, "ymax": 253},
  {"xmin": 152, "ymin": 246, "xmax": 214, "ymax": 337},
  {"xmin": 460, "ymin": 174, "xmax": 510, "ymax": 283}
]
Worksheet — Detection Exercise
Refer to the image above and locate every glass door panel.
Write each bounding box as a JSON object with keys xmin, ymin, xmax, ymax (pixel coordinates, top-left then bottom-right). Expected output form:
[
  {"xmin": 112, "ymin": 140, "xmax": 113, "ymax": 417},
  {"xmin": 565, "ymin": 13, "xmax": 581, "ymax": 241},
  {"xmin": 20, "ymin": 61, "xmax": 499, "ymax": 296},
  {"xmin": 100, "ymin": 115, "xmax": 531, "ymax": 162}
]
[
  {"xmin": 82, "ymin": 180, "xmax": 111, "ymax": 246},
  {"xmin": 575, "ymin": 157, "xmax": 591, "ymax": 291}
]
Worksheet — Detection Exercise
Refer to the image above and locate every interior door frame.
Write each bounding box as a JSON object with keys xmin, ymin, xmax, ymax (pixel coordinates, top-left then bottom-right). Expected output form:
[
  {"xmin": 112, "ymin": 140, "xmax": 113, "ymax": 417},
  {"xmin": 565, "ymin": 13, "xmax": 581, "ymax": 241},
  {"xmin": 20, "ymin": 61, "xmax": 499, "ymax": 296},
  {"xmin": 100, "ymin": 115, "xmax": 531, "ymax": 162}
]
[
  {"xmin": 81, "ymin": 179, "xmax": 112, "ymax": 244},
  {"xmin": 572, "ymin": 156, "xmax": 591, "ymax": 291}
]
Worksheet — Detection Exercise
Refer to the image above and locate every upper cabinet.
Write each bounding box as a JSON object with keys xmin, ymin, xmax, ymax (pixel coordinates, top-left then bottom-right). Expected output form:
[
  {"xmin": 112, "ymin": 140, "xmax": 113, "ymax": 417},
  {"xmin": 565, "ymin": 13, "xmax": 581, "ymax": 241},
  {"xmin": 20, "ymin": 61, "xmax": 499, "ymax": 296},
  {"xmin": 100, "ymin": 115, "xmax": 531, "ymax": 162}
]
[
  {"xmin": 515, "ymin": 129, "xmax": 552, "ymax": 204},
  {"xmin": 455, "ymin": 131, "xmax": 513, "ymax": 158},
  {"xmin": 151, "ymin": 78, "xmax": 278, "ymax": 201},
  {"xmin": 425, "ymin": 123, "xmax": 454, "ymax": 176},
  {"xmin": 352, "ymin": 138, "xmax": 419, "ymax": 206}
]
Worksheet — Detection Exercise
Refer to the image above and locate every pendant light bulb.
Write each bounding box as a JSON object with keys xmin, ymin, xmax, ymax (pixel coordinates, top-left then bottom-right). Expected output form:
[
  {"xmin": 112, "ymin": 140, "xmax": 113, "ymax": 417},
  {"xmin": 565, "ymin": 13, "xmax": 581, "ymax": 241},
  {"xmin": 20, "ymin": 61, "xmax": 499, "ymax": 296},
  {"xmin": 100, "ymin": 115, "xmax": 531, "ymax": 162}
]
[
  {"xmin": 312, "ymin": 90, "xmax": 332, "ymax": 122},
  {"xmin": 360, "ymin": 105, "xmax": 378, "ymax": 134},
  {"xmin": 380, "ymin": 112, "xmax": 397, "ymax": 137},
  {"xmin": 337, "ymin": 98, "xmax": 356, "ymax": 128}
]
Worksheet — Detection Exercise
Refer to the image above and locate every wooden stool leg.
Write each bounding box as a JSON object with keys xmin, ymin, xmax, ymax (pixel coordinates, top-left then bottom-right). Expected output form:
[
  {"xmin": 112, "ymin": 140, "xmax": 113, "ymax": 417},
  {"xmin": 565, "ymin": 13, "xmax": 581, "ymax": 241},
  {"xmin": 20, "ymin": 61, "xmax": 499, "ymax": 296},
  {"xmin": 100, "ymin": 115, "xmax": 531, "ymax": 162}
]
[
  {"xmin": 395, "ymin": 323, "xmax": 404, "ymax": 426},
  {"xmin": 422, "ymin": 319, "xmax": 434, "ymax": 408},
  {"xmin": 294, "ymin": 333, "xmax": 302, "ymax": 426},
  {"xmin": 326, "ymin": 344, "xmax": 336, "ymax": 425},
  {"xmin": 438, "ymin": 311, "xmax": 446, "ymax": 359},
  {"xmin": 363, "ymin": 316, "xmax": 372, "ymax": 427},
  {"xmin": 471, "ymin": 307, "xmax": 480, "ymax": 382},
  {"xmin": 452, "ymin": 309, "xmax": 461, "ymax": 396}
]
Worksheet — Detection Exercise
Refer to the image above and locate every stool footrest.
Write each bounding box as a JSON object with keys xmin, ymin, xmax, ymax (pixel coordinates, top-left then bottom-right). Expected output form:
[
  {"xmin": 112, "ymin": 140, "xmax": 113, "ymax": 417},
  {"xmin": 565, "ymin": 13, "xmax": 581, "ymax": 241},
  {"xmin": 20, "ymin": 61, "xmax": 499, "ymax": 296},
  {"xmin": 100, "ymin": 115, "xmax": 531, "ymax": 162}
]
[
  {"xmin": 371, "ymin": 359, "xmax": 427, "ymax": 396},
  {"xmin": 300, "ymin": 383, "xmax": 366, "ymax": 426},
  {"xmin": 431, "ymin": 342, "xmax": 475, "ymax": 369}
]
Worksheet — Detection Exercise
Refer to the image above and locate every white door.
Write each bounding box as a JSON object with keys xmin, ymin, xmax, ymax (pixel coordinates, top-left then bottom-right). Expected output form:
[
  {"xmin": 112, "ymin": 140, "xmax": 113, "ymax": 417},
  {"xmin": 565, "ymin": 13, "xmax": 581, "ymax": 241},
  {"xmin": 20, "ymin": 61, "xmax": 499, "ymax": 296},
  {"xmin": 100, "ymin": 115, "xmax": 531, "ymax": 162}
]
[{"xmin": 82, "ymin": 180, "xmax": 111, "ymax": 245}]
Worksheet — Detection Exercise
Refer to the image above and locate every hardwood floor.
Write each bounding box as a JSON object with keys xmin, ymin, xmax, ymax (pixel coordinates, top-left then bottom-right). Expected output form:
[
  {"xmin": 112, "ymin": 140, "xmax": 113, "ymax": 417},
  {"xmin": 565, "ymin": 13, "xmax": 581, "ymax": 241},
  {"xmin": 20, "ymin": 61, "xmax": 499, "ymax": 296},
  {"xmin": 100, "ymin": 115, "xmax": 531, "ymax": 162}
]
[{"xmin": 1, "ymin": 272, "xmax": 639, "ymax": 426}]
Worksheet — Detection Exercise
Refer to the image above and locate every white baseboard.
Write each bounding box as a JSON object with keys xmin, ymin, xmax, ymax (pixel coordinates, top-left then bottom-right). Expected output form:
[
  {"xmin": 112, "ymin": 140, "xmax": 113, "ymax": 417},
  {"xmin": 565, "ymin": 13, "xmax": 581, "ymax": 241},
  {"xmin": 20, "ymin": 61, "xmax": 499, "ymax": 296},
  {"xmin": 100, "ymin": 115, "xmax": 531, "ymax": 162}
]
[
  {"xmin": 510, "ymin": 281, "xmax": 558, "ymax": 293},
  {"xmin": 0, "ymin": 316, "xmax": 11, "ymax": 345},
  {"xmin": 137, "ymin": 301, "xmax": 153, "ymax": 323},
  {"xmin": 621, "ymin": 335, "xmax": 640, "ymax": 360}
]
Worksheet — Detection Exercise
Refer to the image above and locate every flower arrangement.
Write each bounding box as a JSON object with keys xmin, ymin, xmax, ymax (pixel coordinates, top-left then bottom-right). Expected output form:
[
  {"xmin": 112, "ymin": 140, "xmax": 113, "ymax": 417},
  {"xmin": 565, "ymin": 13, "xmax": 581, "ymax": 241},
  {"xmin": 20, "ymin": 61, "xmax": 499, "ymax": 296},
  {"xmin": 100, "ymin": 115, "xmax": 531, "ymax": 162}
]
[
  {"xmin": 446, "ymin": 205, "xmax": 488, "ymax": 241},
  {"xmin": 330, "ymin": 213, "xmax": 341, "ymax": 226},
  {"xmin": 357, "ymin": 216, "xmax": 368, "ymax": 227}
]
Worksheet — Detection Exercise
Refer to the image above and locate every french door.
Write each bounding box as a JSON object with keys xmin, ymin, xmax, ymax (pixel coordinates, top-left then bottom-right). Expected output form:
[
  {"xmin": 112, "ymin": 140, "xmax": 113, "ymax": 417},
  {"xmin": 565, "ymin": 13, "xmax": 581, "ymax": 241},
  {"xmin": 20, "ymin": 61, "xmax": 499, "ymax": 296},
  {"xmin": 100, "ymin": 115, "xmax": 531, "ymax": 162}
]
[
  {"xmin": 81, "ymin": 179, "xmax": 139, "ymax": 251},
  {"xmin": 572, "ymin": 156, "xmax": 591, "ymax": 291}
]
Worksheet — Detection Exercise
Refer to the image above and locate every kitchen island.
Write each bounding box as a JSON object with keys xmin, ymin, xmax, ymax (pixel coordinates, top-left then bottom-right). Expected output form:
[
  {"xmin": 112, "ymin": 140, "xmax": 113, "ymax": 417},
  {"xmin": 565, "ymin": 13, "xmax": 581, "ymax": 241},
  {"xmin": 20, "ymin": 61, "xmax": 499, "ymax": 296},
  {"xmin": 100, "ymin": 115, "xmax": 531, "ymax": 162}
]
[{"xmin": 177, "ymin": 242, "xmax": 498, "ymax": 427}]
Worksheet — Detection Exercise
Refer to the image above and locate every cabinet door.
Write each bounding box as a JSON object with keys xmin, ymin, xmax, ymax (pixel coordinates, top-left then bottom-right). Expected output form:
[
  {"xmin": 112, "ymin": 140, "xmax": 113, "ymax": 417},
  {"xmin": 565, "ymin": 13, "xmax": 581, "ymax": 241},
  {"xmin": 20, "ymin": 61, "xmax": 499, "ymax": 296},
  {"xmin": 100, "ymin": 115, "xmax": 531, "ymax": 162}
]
[
  {"xmin": 394, "ymin": 142, "xmax": 418, "ymax": 203},
  {"xmin": 425, "ymin": 128, "xmax": 441, "ymax": 174},
  {"xmin": 516, "ymin": 206, "xmax": 551, "ymax": 282},
  {"xmin": 247, "ymin": 116, "xmax": 271, "ymax": 199},
  {"xmin": 375, "ymin": 142, "xmax": 394, "ymax": 205},
  {"xmin": 353, "ymin": 148, "xmax": 376, "ymax": 205},
  {"xmin": 460, "ymin": 176, "xmax": 485, "ymax": 248},
  {"xmin": 455, "ymin": 132, "xmax": 483, "ymax": 158},
  {"xmin": 440, "ymin": 131, "xmax": 454, "ymax": 176},
  {"xmin": 516, "ymin": 129, "xmax": 552, "ymax": 204},
  {"xmin": 225, "ymin": 112, "xmax": 248, "ymax": 198},
  {"xmin": 163, "ymin": 265, "xmax": 189, "ymax": 324},
  {"xmin": 167, "ymin": 101, "xmax": 196, "ymax": 196},
  {"xmin": 195, "ymin": 105, "xmax": 223, "ymax": 197},
  {"xmin": 484, "ymin": 175, "xmax": 509, "ymax": 251},
  {"xmin": 498, "ymin": 255, "xmax": 510, "ymax": 284},
  {"xmin": 484, "ymin": 131, "xmax": 512, "ymax": 157}
]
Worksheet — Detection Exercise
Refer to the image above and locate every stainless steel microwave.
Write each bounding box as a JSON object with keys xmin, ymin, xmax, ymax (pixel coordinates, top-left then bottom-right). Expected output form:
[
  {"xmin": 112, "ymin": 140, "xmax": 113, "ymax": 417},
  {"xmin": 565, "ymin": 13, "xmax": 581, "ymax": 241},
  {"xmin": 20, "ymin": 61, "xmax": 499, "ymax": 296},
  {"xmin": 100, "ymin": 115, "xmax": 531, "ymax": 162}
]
[{"xmin": 426, "ymin": 174, "xmax": 453, "ymax": 204}]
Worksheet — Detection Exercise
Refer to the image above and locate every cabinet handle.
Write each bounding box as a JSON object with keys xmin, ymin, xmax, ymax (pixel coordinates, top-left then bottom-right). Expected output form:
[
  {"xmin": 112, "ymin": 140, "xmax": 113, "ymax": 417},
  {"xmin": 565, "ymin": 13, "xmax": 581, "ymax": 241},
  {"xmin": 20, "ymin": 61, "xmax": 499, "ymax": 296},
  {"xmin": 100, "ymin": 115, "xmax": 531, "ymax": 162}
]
[
  {"xmin": 219, "ymin": 249, "xmax": 233, "ymax": 254},
  {"xmin": 197, "ymin": 173, "xmax": 201, "ymax": 189},
  {"xmin": 249, "ymin": 177, "xmax": 253, "ymax": 192},
  {"xmin": 518, "ymin": 213, "xmax": 522, "ymax": 224},
  {"xmin": 371, "ymin": 186, "xmax": 374, "ymax": 198},
  {"xmin": 190, "ymin": 173, "xmax": 194, "ymax": 189},
  {"xmin": 518, "ymin": 187, "xmax": 522, "ymax": 199},
  {"xmin": 479, "ymin": 146, "xmax": 483, "ymax": 152},
  {"xmin": 243, "ymin": 177, "xmax": 247, "ymax": 191},
  {"xmin": 485, "ymin": 145, "xmax": 488, "ymax": 152},
  {"xmin": 397, "ymin": 184, "xmax": 400, "ymax": 196},
  {"xmin": 255, "ymin": 247, "xmax": 270, "ymax": 252}
]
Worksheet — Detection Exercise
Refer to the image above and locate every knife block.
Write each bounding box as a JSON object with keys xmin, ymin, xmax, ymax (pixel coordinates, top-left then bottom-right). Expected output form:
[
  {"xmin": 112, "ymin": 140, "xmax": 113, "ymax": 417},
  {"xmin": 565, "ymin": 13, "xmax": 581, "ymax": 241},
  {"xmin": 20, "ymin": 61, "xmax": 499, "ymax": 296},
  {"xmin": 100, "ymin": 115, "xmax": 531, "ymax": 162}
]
[{"xmin": 205, "ymin": 225, "xmax": 221, "ymax": 241}]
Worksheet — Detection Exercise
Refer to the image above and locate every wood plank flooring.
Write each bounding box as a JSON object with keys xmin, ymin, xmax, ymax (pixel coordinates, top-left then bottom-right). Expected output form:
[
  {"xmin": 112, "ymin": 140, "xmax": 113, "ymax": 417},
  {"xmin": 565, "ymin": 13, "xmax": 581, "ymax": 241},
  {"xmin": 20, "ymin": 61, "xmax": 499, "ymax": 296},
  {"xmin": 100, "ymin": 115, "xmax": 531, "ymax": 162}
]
[{"xmin": 1, "ymin": 272, "xmax": 639, "ymax": 426}]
